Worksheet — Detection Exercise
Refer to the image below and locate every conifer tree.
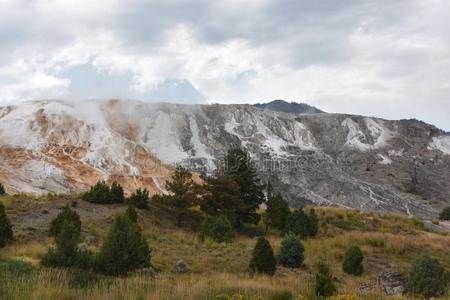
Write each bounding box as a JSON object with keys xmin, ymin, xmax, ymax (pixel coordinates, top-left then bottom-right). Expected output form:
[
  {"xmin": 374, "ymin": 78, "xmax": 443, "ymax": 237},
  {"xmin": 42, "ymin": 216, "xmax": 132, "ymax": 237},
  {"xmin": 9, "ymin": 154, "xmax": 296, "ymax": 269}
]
[
  {"xmin": 110, "ymin": 181, "xmax": 125, "ymax": 203},
  {"xmin": 127, "ymin": 188, "xmax": 150, "ymax": 209},
  {"xmin": 163, "ymin": 166, "xmax": 197, "ymax": 227},
  {"xmin": 408, "ymin": 256, "xmax": 449, "ymax": 298},
  {"xmin": 49, "ymin": 206, "xmax": 81, "ymax": 237},
  {"xmin": 249, "ymin": 236, "xmax": 276, "ymax": 276},
  {"xmin": 199, "ymin": 174, "xmax": 241, "ymax": 226},
  {"xmin": 224, "ymin": 149, "xmax": 265, "ymax": 229},
  {"xmin": 285, "ymin": 209, "xmax": 310, "ymax": 238},
  {"xmin": 277, "ymin": 233, "xmax": 304, "ymax": 268},
  {"xmin": 0, "ymin": 202, "xmax": 13, "ymax": 247},
  {"xmin": 264, "ymin": 183, "xmax": 290, "ymax": 232},
  {"xmin": 315, "ymin": 263, "xmax": 337, "ymax": 297},
  {"xmin": 342, "ymin": 245, "xmax": 364, "ymax": 275},
  {"xmin": 126, "ymin": 205, "xmax": 138, "ymax": 223},
  {"xmin": 98, "ymin": 214, "xmax": 151, "ymax": 276}
]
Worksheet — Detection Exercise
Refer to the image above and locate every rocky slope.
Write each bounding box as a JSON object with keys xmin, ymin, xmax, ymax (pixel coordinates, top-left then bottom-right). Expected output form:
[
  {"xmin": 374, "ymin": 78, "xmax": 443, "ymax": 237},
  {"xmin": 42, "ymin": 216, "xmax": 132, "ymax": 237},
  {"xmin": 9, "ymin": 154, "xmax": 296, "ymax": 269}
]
[{"xmin": 0, "ymin": 99, "xmax": 449, "ymax": 218}]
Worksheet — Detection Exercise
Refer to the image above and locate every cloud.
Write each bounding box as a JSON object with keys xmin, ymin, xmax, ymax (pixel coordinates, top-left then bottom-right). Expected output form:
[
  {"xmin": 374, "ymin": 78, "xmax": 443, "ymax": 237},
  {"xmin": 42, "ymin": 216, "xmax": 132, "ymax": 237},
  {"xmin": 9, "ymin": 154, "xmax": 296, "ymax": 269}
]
[{"xmin": 0, "ymin": 0, "xmax": 449, "ymax": 129}]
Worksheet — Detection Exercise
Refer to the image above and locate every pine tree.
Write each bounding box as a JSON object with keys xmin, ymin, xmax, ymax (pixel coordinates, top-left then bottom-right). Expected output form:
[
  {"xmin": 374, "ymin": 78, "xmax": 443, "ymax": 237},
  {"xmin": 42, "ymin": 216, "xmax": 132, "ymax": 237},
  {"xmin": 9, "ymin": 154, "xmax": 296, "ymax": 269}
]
[
  {"xmin": 315, "ymin": 263, "xmax": 337, "ymax": 297},
  {"xmin": 199, "ymin": 174, "xmax": 241, "ymax": 226},
  {"xmin": 408, "ymin": 256, "xmax": 449, "ymax": 298},
  {"xmin": 163, "ymin": 166, "xmax": 197, "ymax": 227},
  {"xmin": 127, "ymin": 188, "xmax": 150, "ymax": 209},
  {"xmin": 49, "ymin": 206, "xmax": 81, "ymax": 237},
  {"xmin": 83, "ymin": 180, "xmax": 111, "ymax": 204},
  {"xmin": 0, "ymin": 202, "xmax": 13, "ymax": 247},
  {"xmin": 97, "ymin": 214, "xmax": 151, "ymax": 276},
  {"xmin": 126, "ymin": 205, "xmax": 138, "ymax": 223},
  {"xmin": 342, "ymin": 245, "xmax": 364, "ymax": 275},
  {"xmin": 307, "ymin": 208, "xmax": 319, "ymax": 237},
  {"xmin": 277, "ymin": 233, "xmax": 304, "ymax": 268},
  {"xmin": 110, "ymin": 182, "xmax": 125, "ymax": 203},
  {"xmin": 285, "ymin": 209, "xmax": 310, "ymax": 238},
  {"xmin": 224, "ymin": 149, "xmax": 265, "ymax": 229},
  {"xmin": 264, "ymin": 183, "xmax": 290, "ymax": 232},
  {"xmin": 0, "ymin": 182, "xmax": 5, "ymax": 195},
  {"xmin": 249, "ymin": 236, "xmax": 276, "ymax": 276}
]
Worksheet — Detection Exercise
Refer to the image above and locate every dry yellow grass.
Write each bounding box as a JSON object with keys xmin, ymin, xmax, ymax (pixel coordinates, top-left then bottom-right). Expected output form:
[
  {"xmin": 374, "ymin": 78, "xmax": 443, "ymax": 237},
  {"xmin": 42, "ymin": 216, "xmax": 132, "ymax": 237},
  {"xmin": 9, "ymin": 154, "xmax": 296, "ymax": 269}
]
[{"xmin": 1, "ymin": 200, "xmax": 450, "ymax": 299}]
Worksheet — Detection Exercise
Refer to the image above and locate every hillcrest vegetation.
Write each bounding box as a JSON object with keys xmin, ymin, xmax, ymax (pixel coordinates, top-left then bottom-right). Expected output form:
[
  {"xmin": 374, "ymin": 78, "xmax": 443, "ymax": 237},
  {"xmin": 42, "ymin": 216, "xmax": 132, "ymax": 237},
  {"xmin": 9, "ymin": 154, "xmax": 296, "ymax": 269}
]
[{"xmin": 0, "ymin": 149, "xmax": 450, "ymax": 299}]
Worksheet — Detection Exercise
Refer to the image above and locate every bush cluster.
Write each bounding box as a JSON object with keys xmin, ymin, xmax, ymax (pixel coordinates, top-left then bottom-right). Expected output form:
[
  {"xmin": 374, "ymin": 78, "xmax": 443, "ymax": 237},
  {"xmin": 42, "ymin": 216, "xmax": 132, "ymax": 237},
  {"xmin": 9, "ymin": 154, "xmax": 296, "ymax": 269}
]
[
  {"xmin": 43, "ymin": 206, "xmax": 151, "ymax": 276},
  {"xmin": 284, "ymin": 208, "xmax": 319, "ymax": 239},
  {"xmin": 127, "ymin": 188, "xmax": 150, "ymax": 209},
  {"xmin": 201, "ymin": 215, "xmax": 234, "ymax": 243},
  {"xmin": 82, "ymin": 181, "xmax": 125, "ymax": 204},
  {"xmin": 42, "ymin": 220, "xmax": 95, "ymax": 269},
  {"xmin": 315, "ymin": 263, "xmax": 337, "ymax": 297}
]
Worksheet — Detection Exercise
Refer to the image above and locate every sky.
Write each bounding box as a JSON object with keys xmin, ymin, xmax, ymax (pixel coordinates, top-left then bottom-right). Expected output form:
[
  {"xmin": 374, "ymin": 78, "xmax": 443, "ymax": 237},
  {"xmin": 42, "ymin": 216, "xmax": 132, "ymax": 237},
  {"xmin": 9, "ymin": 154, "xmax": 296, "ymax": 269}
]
[{"xmin": 0, "ymin": 0, "xmax": 449, "ymax": 130}]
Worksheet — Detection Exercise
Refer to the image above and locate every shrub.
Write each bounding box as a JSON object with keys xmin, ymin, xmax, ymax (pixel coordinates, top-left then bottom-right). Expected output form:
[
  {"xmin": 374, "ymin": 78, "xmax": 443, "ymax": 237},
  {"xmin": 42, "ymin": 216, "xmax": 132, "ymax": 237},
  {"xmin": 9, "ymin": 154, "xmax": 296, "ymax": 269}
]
[
  {"xmin": 249, "ymin": 236, "xmax": 276, "ymax": 276},
  {"xmin": 201, "ymin": 215, "xmax": 234, "ymax": 243},
  {"xmin": 285, "ymin": 209, "xmax": 309, "ymax": 238},
  {"xmin": 277, "ymin": 234, "xmax": 304, "ymax": 268},
  {"xmin": 439, "ymin": 207, "xmax": 450, "ymax": 221},
  {"xmin": 342, "ymin": 246, "xmax": 364, "ymax": 275},
  {"xmin": 97, "ymin": 214, "xmax": 151, "ymax": 275},
  {"xmin": 126, "ymin": 205, "xmax": 138, "ymax": 223},
  {"xmin": 408, "ymin": 256, "xmax": 449, "ymax": 298},
  {"xmin": 0, "ymin": 182, "xmax": 5, "ymax": 195},
  {"xmin": 0, "ymin": 202, "xmax": 13, "ymax": 247},
  {"xmin": 83, "ymin": 181, "xmax": 111, "ymax": 204},
  {"xmin": 48, "ymin": 206, "xmax": 81, "ymax": 237},
  {"xmin": 110, "ymin": 182, "xmax": 125, "ymax": 203},
  {"xmin": 315, "ymin": 263, "xmax": 337, "ymax": 297},
  {"xmin": 127, "ymin": 188, "xmax": 149, "ymax": 209},
  {"xmin": 42, "ymin": 220, "xmax": 95, "ymax": 269}
]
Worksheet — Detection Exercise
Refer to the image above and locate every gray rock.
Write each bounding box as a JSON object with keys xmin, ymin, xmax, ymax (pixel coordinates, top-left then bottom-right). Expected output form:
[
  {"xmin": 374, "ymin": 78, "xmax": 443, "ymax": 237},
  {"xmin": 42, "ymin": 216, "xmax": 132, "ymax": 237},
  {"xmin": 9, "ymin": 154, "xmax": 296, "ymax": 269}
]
[
  {"xmin": 173, "ymin": 259, "xmax": 190, "ymax": 273},
  {"xmin": 357, "ymin": 272, "xmax": 407, "ymax": 295}
]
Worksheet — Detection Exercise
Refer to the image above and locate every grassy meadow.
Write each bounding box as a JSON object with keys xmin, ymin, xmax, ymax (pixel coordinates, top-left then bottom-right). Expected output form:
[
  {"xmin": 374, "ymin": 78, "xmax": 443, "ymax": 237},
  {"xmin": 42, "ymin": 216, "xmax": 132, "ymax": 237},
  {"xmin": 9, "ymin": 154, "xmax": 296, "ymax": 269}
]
[{"xmin": 1, "ymin": 194, "xmax": 450, "ymax": 299}]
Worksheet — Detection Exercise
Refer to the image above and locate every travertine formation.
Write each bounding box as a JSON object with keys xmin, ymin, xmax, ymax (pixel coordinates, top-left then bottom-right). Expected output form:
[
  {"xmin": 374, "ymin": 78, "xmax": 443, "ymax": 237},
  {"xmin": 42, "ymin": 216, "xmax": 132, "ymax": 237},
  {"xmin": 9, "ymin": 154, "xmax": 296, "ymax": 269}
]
[{"xmin": 0, "ymin": 99, "xmax": 449, "ymax": 218}]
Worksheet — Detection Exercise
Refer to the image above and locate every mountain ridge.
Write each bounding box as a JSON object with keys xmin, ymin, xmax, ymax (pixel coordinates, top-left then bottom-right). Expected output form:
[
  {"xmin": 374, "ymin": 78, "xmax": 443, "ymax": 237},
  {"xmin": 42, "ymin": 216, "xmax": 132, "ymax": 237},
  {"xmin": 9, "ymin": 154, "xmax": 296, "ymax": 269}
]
[{"xmin": 0, "ymin": 99, "xmax": 449, "ymax": 218}]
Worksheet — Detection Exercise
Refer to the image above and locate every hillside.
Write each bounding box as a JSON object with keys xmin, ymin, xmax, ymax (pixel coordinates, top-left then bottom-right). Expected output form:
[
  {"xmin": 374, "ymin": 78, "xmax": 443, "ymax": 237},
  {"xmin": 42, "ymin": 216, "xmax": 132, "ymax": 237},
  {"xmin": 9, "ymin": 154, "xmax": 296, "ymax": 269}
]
[
  {"xmin": 1, "ymin": 99, "xmax": 450, "ymax": 218},
  {"xmin": 1, "ymin": 193, "xmax": 449, "ymax": 299}
]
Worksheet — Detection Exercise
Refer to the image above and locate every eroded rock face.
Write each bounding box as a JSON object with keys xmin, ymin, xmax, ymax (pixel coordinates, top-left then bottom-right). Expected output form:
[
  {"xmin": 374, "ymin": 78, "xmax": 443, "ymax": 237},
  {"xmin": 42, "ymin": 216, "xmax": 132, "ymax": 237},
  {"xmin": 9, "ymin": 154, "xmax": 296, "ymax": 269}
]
[
  {"xmin": 0, "ymin": 99, "xmax": 449, "ymax": 218},
  {"xmin": 357, "ymin": 272, "xmax": 407, "ymax": 296}
]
